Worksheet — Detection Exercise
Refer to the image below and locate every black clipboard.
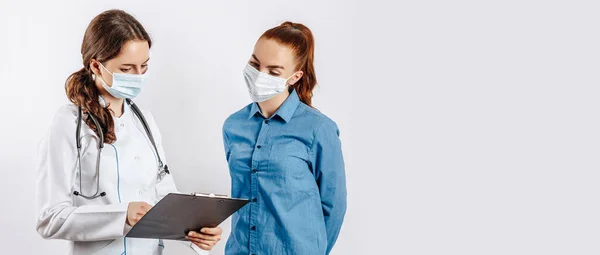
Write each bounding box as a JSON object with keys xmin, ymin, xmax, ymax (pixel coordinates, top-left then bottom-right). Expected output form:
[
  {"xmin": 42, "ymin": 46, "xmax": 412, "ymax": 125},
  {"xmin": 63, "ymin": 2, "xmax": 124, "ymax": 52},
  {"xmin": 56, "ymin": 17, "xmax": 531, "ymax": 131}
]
[{"xmin": 126, "ymin": 193, "xmax": 249, "ymax": 240}]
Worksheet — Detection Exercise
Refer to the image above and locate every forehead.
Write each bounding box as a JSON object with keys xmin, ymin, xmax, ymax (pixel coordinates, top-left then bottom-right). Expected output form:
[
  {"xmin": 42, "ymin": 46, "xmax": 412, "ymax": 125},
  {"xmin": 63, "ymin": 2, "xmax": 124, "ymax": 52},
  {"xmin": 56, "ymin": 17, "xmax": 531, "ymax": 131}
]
[
  {"xmin": 112, "ymin": 40, "xmax": 149, "ymax": 63},
  {"xmin": 253, "ymin": 38, "xmax": 295, "ymax": 66}
]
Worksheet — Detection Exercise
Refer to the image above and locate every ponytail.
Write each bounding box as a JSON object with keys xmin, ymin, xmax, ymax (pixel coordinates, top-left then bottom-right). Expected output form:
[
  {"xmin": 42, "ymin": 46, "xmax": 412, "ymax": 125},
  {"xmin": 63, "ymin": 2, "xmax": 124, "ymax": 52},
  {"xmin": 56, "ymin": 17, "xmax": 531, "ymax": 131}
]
[
  {"xmin": 261, "ymin": 21, "xmax": 317, "ymax": 106},
  {"xmin": 65, "ymin": 67, "xmax": 116, "ymax": 144}
]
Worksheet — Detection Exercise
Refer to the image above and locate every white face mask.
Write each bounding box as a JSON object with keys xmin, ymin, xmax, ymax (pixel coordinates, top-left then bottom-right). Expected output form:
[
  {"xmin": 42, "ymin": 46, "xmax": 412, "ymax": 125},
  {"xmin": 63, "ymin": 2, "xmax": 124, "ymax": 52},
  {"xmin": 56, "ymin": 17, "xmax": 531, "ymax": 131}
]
[{"xmin": 243, "ymin": 64, "xmax": 295, "ymax": 102}]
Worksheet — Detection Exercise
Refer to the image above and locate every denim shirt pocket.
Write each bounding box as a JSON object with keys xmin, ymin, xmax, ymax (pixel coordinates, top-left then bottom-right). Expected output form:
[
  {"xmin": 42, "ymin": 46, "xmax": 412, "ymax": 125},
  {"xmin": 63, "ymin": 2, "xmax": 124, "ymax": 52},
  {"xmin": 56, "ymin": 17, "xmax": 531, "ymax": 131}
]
[{"xmin": 268, "ymin": 141, "xmax": 318, "ymax": 212}]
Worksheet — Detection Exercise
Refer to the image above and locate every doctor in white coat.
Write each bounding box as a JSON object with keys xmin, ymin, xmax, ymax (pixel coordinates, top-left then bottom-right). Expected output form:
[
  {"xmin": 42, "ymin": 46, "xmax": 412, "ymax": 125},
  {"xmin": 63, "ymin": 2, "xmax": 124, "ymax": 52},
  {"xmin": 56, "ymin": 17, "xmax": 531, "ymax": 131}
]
[{"xmin": 35, "ymin": 9, "xmax": 222, "ymax": 255}]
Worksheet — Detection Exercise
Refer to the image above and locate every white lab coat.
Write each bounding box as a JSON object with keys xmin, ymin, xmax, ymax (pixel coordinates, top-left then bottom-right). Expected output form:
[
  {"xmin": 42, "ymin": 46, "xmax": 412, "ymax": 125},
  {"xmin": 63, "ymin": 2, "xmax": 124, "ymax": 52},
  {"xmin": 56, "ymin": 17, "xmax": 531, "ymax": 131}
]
[{"xmin": 35, "ymin": 103, "xmax": 208, "ymax": 255}]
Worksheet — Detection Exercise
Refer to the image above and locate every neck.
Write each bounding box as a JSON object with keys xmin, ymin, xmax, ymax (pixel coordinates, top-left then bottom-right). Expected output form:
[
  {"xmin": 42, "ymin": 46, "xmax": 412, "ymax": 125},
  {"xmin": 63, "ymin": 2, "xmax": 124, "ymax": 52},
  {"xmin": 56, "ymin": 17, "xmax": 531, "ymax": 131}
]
[
  {"xmin": 258, "ymin": 89, "xmax": 291, "ymax": 119},
  {"xmin": 101, "ymin": 93, "xmax": 125, "ymax": 117}
]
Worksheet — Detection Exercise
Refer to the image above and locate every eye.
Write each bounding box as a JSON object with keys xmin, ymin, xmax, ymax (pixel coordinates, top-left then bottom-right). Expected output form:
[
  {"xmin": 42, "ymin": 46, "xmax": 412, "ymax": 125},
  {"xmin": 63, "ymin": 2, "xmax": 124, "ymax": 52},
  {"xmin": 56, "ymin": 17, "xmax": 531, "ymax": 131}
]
[
  {"xmin": 269, "ymin": 71, "xmax": 280, "ymax": 76},
  {"xmin": 120, "ymin": 68, "xmax": 132, "ymax": 72},
  {"xmin": 250, "ymin": 62, "xmax": 259, "ymax": 68}
]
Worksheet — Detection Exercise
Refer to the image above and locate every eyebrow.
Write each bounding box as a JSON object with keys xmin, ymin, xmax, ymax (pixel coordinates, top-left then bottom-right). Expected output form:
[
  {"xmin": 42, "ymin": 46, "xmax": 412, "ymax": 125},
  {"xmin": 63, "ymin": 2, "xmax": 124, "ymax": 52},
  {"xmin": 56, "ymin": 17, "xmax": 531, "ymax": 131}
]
[
  {"xmin": 252, "ymin": 54, "xmax": 284, "ymax": 70},
  {"xmin": 267, "ymin": 65, "xmax": 284, "ymax": 70},
  {"xmin": 122, "ymin": 58, "xmax": 150, "ymax": 67}
]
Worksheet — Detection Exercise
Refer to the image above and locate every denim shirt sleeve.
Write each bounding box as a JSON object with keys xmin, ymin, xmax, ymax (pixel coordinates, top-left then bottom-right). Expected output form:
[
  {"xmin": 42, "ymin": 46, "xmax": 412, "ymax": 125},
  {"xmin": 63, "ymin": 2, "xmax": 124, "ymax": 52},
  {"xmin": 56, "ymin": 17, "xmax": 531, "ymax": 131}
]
[
  {"xmin": 310, "ymin": 119, "xmax": 348, "ymax": 254},
  {"xmin": 222, "ymin": 124, "xmax": 231, "ymax": 161}
]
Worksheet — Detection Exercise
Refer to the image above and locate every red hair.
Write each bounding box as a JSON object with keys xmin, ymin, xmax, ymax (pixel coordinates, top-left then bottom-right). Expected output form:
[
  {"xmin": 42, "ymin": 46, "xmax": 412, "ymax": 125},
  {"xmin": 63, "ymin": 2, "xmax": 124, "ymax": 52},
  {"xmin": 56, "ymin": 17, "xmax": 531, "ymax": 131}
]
[{"xmin": 261, "ymin": 21, "xmax": 317, "ymax": 106}]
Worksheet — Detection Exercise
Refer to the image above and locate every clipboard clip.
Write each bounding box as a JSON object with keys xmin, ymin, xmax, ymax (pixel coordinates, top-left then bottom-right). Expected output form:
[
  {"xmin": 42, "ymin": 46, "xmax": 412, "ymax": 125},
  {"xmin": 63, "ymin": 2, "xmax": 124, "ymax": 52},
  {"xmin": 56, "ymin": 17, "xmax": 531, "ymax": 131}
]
[{"xmin": 191, "ymin": 192, "xmax": 229, "ymax": 198}]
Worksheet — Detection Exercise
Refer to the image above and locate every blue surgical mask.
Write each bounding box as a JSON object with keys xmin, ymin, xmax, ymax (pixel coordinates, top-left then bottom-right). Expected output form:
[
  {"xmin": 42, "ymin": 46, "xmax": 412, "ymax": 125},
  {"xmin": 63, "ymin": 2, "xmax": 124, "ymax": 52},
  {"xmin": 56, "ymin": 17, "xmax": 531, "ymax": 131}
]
[{"xmin": 98, "ymin": 62, "xmax": 147, "ymax": 99}]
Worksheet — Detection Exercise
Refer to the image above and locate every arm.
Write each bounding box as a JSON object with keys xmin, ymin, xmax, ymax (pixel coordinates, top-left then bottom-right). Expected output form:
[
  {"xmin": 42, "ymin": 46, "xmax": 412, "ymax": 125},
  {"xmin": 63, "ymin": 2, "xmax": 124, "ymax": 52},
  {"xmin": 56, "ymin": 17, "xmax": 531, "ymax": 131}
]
[
  {"xmin": 35, "ymin": 108, "xmax": 129, "ymax": 241},
  {"xmin": 222, "ymin": 122, "xmax": 231, "ymax": 162},
  {"xmin": 311, "ymin": 120, "xmax": 348, "ymax": 254}
]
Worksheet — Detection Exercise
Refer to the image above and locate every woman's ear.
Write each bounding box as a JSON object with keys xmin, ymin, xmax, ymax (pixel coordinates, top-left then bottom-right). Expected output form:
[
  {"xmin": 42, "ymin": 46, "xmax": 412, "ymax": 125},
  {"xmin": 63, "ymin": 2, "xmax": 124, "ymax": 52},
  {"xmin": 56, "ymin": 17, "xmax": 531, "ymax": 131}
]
[
  {"xmin": 89, "ymin": 59, "xmax": 101, "ymax": 77},
  {"xmin": 288, "ymin": 70, "xmax": 304, "ymax": 85}
]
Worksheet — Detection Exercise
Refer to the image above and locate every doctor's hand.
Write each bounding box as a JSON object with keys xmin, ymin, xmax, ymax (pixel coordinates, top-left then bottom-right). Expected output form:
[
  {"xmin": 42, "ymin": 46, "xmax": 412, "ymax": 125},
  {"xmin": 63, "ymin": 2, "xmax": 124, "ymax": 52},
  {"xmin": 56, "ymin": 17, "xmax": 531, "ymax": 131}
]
[
  {"xmin": 126, "ymin": 201, "xmax": 152, "ymax": 227},
  {"xmin": 186, "ymin": 227, "xmax": 223, "ymax": 251}
]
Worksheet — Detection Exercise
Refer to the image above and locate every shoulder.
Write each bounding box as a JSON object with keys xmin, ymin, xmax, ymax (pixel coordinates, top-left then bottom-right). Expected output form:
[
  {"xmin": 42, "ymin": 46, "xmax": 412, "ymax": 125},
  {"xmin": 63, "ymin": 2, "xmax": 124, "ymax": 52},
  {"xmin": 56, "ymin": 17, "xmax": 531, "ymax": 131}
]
[
  {"xmin": 125, "ymin": 100, "xmax": 153, "ymax": 120},
  {"xmin": 223, "ymin": 103, "xmax": 253, "ymax": 130},
  {"xmin": 123, "ymin": 99, "xmax": 155, "ymax": 126},
  {"xmin": 296, "ymin": 103, "xmax": 339, "ymax": 135},
  {"xmin": 137, "ymin": 107, "xmax": 155, "ymax": 124},
  {"xmin": 50, "ymin": 104, "xmax": 79, "ymax": 132},
  {"xmin": 44, "ymin": 104, "xmax": 79, "ymax": 146},
  {"xmin": 54, "ymin": 104, "xmax": 78, "ymax": 122},
  {"xmin": 130, "ymin": 103, "xmax": 162, "ymax": 135}
]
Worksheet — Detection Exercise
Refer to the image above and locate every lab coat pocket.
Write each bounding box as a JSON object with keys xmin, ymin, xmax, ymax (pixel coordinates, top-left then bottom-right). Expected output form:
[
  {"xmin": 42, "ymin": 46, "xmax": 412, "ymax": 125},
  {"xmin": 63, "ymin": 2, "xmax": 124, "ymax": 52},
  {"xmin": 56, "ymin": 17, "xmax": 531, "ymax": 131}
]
[{"xmin": 90, "ymin": 239, "xmax": 118, "ymax": 255}]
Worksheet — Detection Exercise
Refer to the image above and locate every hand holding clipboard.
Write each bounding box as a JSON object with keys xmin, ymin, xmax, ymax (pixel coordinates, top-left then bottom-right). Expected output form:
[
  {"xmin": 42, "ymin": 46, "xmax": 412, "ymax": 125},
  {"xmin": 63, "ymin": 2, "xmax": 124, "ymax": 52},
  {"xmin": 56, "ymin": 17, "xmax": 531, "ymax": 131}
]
[{"xmin": 126, "ymin": 193, "xmax": 249, "ymax": 240}]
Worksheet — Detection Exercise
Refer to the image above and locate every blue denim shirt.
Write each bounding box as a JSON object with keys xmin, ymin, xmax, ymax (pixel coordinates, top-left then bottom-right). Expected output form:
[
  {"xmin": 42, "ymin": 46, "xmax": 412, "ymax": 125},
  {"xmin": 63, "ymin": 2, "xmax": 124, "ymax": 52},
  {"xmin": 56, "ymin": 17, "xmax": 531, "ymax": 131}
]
[{"xmin": 222, "ymin": 89, "xmax": 347, "ymax": 255}]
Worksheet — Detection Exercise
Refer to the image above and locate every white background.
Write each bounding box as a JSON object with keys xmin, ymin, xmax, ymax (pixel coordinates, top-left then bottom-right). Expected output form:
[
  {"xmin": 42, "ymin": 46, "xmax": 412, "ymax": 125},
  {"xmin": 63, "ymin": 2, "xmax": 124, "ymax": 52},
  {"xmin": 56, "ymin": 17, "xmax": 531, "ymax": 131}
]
[{"xmin": 0, "ymin": 0, "xmax": 599, "ymax": 254}]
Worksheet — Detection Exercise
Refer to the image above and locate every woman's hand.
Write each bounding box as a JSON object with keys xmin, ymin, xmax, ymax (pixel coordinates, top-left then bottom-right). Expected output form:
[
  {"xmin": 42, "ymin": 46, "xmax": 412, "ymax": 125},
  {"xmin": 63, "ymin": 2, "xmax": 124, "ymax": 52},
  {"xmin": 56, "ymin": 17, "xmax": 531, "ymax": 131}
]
[
  {"xmin": 126, "ymin": 201, "xmax": 152, "ymax": 227},
  {"xmin": 186, "ymin": 227, "xmax": 223, "ymax": 250}
]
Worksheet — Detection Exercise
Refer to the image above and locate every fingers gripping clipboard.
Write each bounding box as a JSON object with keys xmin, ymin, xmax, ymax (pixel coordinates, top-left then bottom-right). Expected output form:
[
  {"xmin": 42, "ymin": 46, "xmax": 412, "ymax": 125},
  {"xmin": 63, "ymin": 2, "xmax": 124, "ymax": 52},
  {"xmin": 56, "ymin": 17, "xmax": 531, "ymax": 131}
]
[{"xmin": 126, "ymin": 193, "xmax": 249, "ymax": 240}]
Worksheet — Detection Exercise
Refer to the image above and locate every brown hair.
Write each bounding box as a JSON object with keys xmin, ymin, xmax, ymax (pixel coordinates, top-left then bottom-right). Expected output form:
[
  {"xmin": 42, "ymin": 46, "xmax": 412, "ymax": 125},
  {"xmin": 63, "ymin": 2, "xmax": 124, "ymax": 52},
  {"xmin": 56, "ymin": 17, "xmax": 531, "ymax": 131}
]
[
  {"xmin": 65, "ymin": 9, "xmax": 151, "ymax": 144},
  {"xmin": 261, "ymin": 21, "xmax": 317, "ymax": 106}
]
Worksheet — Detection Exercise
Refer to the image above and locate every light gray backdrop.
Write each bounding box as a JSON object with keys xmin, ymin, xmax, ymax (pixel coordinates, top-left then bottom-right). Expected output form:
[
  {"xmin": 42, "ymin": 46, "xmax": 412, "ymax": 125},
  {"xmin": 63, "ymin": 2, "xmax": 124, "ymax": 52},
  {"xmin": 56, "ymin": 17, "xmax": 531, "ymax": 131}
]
[{"xmin": 0, "ymin": 0, "xmax": 598, "ymax": 254}]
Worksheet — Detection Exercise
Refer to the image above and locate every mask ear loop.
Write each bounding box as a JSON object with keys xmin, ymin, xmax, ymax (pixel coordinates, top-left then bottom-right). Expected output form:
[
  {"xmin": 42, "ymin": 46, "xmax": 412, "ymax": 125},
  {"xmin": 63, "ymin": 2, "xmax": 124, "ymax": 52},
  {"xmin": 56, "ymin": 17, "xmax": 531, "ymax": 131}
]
[
  {"xmin": 98, "ymin": 62, "xmax": 114, "ymax": 76},
  {"xmin": 285, "ymin": 71, "xmax": 300, "ymax": 88},
  {"xmin": 93, "ymin": 61, "xmax": 113, "ymax": 87},
  {"xmin": 98, "ymin": 95, "xmax": 107, "ymax": 107}
]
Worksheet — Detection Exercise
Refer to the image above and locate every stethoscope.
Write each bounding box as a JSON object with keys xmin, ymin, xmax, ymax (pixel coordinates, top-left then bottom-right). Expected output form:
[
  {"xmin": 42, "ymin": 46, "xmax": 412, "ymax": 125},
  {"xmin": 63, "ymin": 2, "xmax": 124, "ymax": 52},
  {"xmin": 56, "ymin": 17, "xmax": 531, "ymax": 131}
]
[{"xmin": 73, "ymin": 99, "xmax": 170, "ymax": 199}]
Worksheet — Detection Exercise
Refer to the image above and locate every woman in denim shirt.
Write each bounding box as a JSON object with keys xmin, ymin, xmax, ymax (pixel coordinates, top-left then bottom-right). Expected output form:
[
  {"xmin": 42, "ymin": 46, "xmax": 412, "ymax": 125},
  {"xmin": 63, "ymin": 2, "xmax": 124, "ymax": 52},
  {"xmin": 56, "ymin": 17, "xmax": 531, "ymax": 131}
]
[{"xmin": 222, "ymin": 22, "xmax": 347, "ymax": 255}]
